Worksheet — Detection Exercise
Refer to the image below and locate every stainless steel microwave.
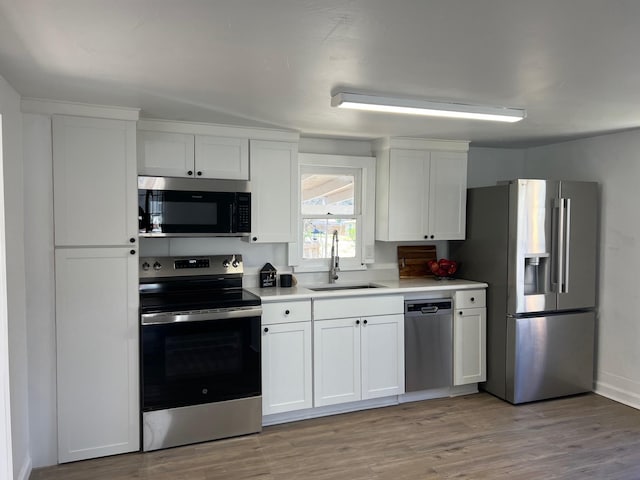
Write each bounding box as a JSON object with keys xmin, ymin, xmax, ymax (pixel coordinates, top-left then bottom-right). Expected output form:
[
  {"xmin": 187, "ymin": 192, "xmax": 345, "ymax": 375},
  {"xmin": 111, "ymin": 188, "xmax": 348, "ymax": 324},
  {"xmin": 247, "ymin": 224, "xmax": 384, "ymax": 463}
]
[{"xmin": 138, "ymin": 176, "xmax": 251, "ymax": 237}]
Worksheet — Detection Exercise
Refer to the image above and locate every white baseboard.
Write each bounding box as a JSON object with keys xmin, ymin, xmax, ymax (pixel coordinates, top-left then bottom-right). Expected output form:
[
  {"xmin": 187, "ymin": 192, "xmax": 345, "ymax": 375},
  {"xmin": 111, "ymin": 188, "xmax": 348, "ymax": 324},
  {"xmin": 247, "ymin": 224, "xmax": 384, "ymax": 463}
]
[
  {"xmin": 263, "ymin": 397, "xmax": 397, "ymax": 426},
  {"xmin": 594, "ymin": 370, "xmax": 640, "ymax": 410},
  {"xmin": 595, "ymin": 381, "xmax": 640, "ymax": 410},
  {"xmin": 16, "ymin": 454, "xmax": 32, "ymax": 480},
  {"xmin": 263, "ymin": 386, "xmax": 480, "ymax": 427},
  {"xmin": 398, "ymin": 384, "xmax": 478, "ymax": 404}
]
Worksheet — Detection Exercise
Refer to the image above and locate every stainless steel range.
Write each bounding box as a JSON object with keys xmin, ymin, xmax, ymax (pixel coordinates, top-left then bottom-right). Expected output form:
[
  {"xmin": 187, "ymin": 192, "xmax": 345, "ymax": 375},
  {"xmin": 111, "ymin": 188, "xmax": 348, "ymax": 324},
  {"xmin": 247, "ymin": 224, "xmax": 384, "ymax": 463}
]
[{"xmin": 139, "ymin": 254, "xmax": 262, "ymax": 451}]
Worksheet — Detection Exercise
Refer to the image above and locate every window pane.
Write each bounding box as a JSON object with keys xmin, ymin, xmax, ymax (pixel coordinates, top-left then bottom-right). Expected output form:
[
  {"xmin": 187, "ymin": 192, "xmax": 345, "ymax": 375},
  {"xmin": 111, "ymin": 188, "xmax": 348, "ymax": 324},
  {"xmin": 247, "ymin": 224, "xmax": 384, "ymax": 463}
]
[
  {"xmin": 301, "ymin": 173, "xmax": 355, "ymax": 215},
  {"xmin": 302, "ymin": 218, "xmax": 357, "ymax": 259}
]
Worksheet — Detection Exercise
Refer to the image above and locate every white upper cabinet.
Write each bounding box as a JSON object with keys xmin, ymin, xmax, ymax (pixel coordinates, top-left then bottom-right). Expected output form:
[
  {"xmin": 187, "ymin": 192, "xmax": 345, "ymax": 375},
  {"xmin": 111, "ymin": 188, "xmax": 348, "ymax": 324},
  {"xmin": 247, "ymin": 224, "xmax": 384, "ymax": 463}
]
[
  {"xmin": 52, "ymin": 115, "xmax": 137, "ymax": 247},
  {"xmin": 381, "ymin": 148, "xmax": 430, "ymax": 241},
  {"xmin": 136, "ymin": 131, "xmax": 194, "ymax": 178},
  {"xmin": 249, "ymin": 140, "xmax": 298, "ymax": 243},
  {"xmin": 138, "ymin": 130, "xmax": 249, "ymax": 180},
  {"xmin": 195, "ymin": 135, "xmax": 249, "ymax": 180},
  {"xmin": 375, "ymin": 138, "xmax": 469, "ymax": 242},
  {"xmin": 428, "ymin": 151, "xmax": 468, "ymax": 240}
]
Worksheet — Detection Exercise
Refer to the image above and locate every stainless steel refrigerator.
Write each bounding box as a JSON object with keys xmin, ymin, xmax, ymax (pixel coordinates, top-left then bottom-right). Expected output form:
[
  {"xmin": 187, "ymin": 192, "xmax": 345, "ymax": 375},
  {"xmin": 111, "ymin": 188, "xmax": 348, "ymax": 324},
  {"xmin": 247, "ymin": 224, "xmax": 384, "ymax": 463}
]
[{"xmin": 452, "ymin": 179, "xmax": 597, "ymax": 404}]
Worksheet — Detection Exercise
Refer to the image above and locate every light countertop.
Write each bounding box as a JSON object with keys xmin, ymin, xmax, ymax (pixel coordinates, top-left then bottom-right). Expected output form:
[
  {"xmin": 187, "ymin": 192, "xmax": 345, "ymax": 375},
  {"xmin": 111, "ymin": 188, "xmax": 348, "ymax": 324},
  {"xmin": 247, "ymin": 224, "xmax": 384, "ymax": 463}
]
[{"xmin": 246, "ymin": 277, "xmax": 487, "ymax": 302}]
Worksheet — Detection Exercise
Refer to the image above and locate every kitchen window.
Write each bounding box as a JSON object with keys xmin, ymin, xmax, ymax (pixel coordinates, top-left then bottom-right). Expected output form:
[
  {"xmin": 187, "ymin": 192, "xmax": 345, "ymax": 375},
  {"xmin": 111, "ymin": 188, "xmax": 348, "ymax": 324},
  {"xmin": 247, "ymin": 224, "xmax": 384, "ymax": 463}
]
[{"xmin": 291, "ymin": 154, "xmax": 375, "ymax": 271}]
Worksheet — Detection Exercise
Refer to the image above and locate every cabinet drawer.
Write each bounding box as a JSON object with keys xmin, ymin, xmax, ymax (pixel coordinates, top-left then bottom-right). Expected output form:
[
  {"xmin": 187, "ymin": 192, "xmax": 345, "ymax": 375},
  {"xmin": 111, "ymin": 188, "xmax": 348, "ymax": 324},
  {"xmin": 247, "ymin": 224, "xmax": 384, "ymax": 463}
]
[
  {"xmin": 262, "ymin": 300, "xmax": 311, "ymax": 325},
  {"xmin": 454, "ymin": 289, "xmax": 486, "ymax": 309},
  {"xmin": 313, "ymin": 295, "xmax": 404, "ymax": 320}
]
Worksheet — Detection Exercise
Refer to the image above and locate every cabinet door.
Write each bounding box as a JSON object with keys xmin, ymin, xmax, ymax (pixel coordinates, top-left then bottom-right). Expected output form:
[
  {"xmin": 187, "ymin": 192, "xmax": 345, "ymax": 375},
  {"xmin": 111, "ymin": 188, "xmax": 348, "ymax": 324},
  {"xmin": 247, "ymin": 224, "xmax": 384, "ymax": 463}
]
[
  {"xmin": 53, "ymin": 115, "xmax": 137, "ymax": 246},
  {"xmin": 195, "ymin": 135, "xmax": 249, "ymax": 180},
  {"xmin": 453, "ymin": 307, "xmax": 487, "ymax": 385},
  {"xmin": 314, "ymin": 318, "xmax": 361, "ymax": 407},
  {"xmin": 137, "ymin": 131, "xmax": 195, "ymax": 178},
  {"xmin": 361, "ymin": 314, "xmax": 405, "ymax": 399},
  {"xmin": 249, "ymin": 140, "xmax": 298, "ymax": 243},
  {"xmin": 428, "ymin": 151, "xmax": 467, "ymax": 240},
  {"xmin": 55, "ymin": 247, "xmax": 139, "ymax": 462},
  {"xmin": 262, "ymin": 321, "xmax": 312, "ymax": 415},
  {"xmin": 387, "ymin": 149, "xmax": 430, "ymax": 241}
]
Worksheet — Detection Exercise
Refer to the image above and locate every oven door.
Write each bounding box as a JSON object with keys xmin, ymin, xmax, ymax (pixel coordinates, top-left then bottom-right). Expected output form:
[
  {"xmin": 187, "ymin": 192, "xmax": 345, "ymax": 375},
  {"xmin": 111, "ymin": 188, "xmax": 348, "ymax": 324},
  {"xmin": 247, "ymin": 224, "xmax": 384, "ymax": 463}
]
[{"xmin": 141, "ymin": 309, "xmax": 261, "ymax": 412}]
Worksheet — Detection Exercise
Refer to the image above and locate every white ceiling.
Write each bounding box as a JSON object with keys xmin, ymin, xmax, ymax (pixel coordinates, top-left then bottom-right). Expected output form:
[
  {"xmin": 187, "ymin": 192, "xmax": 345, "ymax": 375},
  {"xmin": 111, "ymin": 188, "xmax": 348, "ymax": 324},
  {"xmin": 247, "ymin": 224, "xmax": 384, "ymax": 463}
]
[{"xmin": 1, "ymin": 0, "xmax": 640, "ymax": 147}]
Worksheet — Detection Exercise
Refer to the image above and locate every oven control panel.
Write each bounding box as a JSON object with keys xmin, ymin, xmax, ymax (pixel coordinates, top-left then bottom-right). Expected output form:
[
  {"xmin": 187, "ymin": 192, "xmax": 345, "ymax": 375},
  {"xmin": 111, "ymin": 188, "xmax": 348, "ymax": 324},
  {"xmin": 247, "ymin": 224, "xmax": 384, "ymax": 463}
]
[
  {"xmin": 174, "ymin": 258, "xmax": 210, "ymax": 269},
  {"xmin": 139, "ymin": 255, "xmax": 243, "ymax": 278}
]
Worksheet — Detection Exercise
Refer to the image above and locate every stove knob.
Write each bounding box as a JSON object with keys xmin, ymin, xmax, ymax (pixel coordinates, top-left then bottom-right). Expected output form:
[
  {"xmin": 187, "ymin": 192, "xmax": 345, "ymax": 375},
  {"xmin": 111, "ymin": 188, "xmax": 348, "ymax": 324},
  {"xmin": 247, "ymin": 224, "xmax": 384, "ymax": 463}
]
[
  {"xmin": 222, "ymin": 259, "xmax": 230, "ymax": 268},
  {"xmin": 232, "ymin": 259, "xmax": 240, "ymax": 268},
  {"xmin": 142, "ymin": 262, "xmax": 150, "ymax": 271},
  {"xmin": 153, "ymin": 261, "xmax": 162, "ymax": 271}
]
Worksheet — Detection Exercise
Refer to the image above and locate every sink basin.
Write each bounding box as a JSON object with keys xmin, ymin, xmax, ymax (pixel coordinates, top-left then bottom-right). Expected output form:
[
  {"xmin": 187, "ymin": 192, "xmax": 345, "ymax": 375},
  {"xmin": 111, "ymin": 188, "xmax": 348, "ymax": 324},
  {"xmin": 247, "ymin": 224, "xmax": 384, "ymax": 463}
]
[{"xmin": 307, "ymin": 283, "xmax": 385, "ymax": 292}]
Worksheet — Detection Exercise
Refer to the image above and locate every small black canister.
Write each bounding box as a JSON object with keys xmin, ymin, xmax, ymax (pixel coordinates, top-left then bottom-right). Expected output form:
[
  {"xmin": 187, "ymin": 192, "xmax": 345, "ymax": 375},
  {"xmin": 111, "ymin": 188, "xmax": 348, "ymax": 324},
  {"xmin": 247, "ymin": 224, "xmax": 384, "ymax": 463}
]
[{"xmin": 279, "ymin": 274, "xmax": 293, "ymax": 288}]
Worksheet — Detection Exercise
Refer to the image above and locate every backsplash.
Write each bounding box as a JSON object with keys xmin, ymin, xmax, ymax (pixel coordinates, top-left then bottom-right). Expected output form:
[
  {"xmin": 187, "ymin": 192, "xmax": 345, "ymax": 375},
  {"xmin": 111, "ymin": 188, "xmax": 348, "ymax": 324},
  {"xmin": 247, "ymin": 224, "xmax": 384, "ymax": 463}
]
[{"xmin": 139, "ymin": 237, "xmax": 448, "ymax": 287}]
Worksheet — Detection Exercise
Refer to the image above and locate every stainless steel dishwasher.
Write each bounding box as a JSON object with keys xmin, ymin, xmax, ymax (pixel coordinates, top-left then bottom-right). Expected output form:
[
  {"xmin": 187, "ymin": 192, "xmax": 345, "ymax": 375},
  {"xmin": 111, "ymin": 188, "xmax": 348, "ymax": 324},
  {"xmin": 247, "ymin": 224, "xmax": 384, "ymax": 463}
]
[{"xmin": 404, "ymin": 298, "xmax": 453, "ymax": 392}]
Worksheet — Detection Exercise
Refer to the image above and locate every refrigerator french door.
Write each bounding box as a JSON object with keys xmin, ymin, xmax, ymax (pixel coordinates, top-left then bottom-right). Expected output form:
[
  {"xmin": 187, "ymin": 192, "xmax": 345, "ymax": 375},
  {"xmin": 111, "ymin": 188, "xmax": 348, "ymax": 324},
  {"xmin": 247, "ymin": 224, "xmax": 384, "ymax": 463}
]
[
  {"xmin": 453, "ymin": 179, "xmax": 598, "ymax": 404},
  {"xmin": 508, "ymin": 179, "xmax": 597, "ymax": 314}
]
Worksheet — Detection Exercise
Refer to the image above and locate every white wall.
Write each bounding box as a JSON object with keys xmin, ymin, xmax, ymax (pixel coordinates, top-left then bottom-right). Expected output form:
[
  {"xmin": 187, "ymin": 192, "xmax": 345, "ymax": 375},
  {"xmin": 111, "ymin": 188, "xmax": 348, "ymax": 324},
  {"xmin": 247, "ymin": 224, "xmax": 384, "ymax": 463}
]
[
  {"xmin": 0, "ymin": 74, "xmax": 30, "ymax": 479},
  {"xmin": 23, "ymin": 114, "xmax": 57, "ymax": 467},
  {"xmin": 0, "ymin": 86, "xmax": 14, "ymax": 480},
  {"xmin": 467, "ymin": 147, "xmax": 526, "ymax": 188},
  {"xmin": 525, "ymin": 131, "xmax": 640, "ymax": 408}
]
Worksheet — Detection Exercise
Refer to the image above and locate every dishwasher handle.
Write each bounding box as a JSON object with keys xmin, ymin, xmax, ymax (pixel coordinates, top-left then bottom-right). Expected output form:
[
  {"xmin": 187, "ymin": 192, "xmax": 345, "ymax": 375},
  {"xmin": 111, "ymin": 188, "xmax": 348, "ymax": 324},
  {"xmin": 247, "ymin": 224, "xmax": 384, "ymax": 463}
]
[
  {"xmin": 404, "ymin": 298, "xmax": 453, "ymax": 316},
  {"xmin": 420, "ymin": 306, "xmax": 439, "ymax": 314}
]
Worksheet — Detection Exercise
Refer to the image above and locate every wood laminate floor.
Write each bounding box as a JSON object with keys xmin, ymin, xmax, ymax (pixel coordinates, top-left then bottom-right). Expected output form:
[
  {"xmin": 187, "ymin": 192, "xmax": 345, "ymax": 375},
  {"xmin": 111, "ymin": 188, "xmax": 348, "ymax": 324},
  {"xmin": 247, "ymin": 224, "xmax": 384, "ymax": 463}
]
[{"xmin": 31, "ymin": 393, "xmax": 640, "ymax": 480}]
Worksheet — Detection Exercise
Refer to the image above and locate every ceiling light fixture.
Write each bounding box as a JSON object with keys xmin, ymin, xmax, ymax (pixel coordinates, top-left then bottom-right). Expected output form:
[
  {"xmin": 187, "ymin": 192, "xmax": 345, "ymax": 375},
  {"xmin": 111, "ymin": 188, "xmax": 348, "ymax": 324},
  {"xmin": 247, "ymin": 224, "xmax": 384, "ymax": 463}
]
[{"xmin": 331, "ymin": 92, "xmax": 526, "ymax": 123}]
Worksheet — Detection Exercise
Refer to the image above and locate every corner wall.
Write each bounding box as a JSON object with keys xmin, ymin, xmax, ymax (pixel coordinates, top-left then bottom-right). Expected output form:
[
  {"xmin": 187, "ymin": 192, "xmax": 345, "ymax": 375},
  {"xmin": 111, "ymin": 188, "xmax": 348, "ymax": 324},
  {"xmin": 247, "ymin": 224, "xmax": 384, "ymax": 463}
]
[
  {"xmin": 525, "ymin": 130, "xmax": 640, "ymax": 408},
  {"xmin": 0, "ymin": 73, "xmax": 31, "ymax": 479},
  {"xmin": 23, "ymin": 114, "xmax": 56, "ymax": 467},
  {"xmin": 467, "ymin": 147, "xmax": 526, "ymax": 188}
]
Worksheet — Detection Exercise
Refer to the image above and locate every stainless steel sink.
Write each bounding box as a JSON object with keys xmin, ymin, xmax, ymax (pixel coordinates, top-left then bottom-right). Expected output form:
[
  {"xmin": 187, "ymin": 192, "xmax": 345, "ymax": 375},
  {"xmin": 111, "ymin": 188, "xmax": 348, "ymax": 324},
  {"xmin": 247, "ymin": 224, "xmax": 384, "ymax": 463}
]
[{"xmin": 307, "ymin": 283, "xmax": 385, "ymax": 292}]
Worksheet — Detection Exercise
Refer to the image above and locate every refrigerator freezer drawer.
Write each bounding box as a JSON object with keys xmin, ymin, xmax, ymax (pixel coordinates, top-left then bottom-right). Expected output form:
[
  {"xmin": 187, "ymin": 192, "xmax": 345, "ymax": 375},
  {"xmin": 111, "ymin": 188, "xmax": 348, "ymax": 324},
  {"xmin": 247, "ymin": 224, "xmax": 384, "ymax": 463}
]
[{"xmin": 506, "ymin": 311, "xmax": 595, "ymax": 404}]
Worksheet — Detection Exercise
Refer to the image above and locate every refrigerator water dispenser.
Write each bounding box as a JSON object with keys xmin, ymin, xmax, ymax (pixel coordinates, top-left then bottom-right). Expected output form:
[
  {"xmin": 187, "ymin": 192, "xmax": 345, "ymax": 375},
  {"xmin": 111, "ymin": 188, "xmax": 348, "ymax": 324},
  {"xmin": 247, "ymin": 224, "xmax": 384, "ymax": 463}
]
[{"xmin": 523, "ymin": 254, "xmax": 550, "ymax": 295}]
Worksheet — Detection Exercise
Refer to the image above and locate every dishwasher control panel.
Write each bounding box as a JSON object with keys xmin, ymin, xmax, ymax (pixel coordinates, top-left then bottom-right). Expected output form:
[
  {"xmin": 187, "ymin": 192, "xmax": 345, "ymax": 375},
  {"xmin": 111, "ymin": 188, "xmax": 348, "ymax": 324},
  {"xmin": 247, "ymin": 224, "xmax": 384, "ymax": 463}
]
[{"xmin": 405, "ymin": 299, "xmax": 452, "ymax": 315}]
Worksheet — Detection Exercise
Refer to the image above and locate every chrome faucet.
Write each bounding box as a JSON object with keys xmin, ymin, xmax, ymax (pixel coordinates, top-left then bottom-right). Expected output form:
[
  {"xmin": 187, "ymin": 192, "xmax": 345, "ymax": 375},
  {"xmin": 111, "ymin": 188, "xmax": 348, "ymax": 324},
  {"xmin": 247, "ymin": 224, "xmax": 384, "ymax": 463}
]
[{"xmin": 329, "ymin": 230, "xmax": 340, "ymax": 283}]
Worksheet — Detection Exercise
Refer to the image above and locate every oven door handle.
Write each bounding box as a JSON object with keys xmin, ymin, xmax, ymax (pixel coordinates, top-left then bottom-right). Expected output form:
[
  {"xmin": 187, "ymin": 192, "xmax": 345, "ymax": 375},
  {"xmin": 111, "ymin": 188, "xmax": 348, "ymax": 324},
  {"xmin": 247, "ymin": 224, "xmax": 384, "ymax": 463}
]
[{"xmin": 141, "ymin": 306, "xmax": 262, "ymax": 325}]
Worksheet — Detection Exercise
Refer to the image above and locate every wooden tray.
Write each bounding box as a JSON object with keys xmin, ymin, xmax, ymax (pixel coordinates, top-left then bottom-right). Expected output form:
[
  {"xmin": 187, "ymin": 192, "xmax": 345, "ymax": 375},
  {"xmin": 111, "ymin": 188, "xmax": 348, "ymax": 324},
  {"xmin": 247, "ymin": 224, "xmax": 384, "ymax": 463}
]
[{"xmin": 397, "ymin": 245, "xmax": 437, "ymax": 278}]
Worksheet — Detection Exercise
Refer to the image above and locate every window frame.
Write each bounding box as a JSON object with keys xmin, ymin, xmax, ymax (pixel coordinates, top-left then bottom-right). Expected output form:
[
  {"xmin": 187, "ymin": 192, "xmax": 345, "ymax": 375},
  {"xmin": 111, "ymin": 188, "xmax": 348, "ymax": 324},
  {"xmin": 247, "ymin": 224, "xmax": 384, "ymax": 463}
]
[{"xmin": 290, "ymin": 153, "xmax": 376, "ymax": 272}]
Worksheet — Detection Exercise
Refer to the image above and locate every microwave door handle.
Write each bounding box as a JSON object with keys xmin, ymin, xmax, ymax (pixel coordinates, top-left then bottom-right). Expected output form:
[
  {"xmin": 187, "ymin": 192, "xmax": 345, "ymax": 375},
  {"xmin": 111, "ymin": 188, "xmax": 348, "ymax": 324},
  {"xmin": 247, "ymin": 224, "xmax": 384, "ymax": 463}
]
[{"xmin": 229, "ymin": 203, "xmax": 234, "ymax": 233}]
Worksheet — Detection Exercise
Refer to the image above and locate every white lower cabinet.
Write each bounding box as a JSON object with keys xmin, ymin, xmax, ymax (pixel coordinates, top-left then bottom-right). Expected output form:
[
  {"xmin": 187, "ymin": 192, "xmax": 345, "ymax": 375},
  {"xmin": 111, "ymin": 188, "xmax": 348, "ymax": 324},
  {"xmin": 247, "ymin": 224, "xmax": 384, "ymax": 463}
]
[
  {"xmin": 261, "ymin": 301, "xmax": 312, "ymax": 415},
  {"xmin": 314, "ymin": 317, "xmax": 362, "ymax": 406},
  {"xmin": 313, "ymin": 296, "xmax": 404, "ymax": 407},
  {"xmin": 360, "ymin": 314, "xmax": 405, "ymax": 399},
  {"xmin": 55, "ymin": 247, "xmax": 139, "ymax": 463},
  {"xmin": 453, "ymin": 290, "xmax": 487, "ymax": 385}
]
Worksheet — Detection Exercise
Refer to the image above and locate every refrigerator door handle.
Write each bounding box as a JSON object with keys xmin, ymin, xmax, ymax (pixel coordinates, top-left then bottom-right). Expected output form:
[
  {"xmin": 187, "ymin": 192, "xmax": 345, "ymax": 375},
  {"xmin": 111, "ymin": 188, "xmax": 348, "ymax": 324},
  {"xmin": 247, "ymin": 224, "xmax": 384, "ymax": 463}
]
[
  {"xmin": 562, "ymin": 198, "xmax": 571, "ymax": 293},
  {"xmin": 554, "ymin": 197, "xmax": 565, "ymax": 293}
]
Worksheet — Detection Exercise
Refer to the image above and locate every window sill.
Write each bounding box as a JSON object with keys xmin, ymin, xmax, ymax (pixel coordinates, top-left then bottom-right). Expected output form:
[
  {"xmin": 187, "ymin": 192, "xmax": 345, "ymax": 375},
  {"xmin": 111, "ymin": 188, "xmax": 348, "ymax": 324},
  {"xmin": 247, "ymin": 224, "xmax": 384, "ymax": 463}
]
[{"xmin": 292, "ymin": 263, "xmax": 367, "ymax": 274}]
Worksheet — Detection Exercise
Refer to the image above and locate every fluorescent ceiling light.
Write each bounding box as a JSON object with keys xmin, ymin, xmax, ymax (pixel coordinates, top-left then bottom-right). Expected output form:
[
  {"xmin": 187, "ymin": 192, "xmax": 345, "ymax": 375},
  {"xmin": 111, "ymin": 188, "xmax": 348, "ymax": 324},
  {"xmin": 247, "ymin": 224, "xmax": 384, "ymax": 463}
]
[{"xmin": 331, "ymin": 92, "xmax": 526, "ymax": 123}]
